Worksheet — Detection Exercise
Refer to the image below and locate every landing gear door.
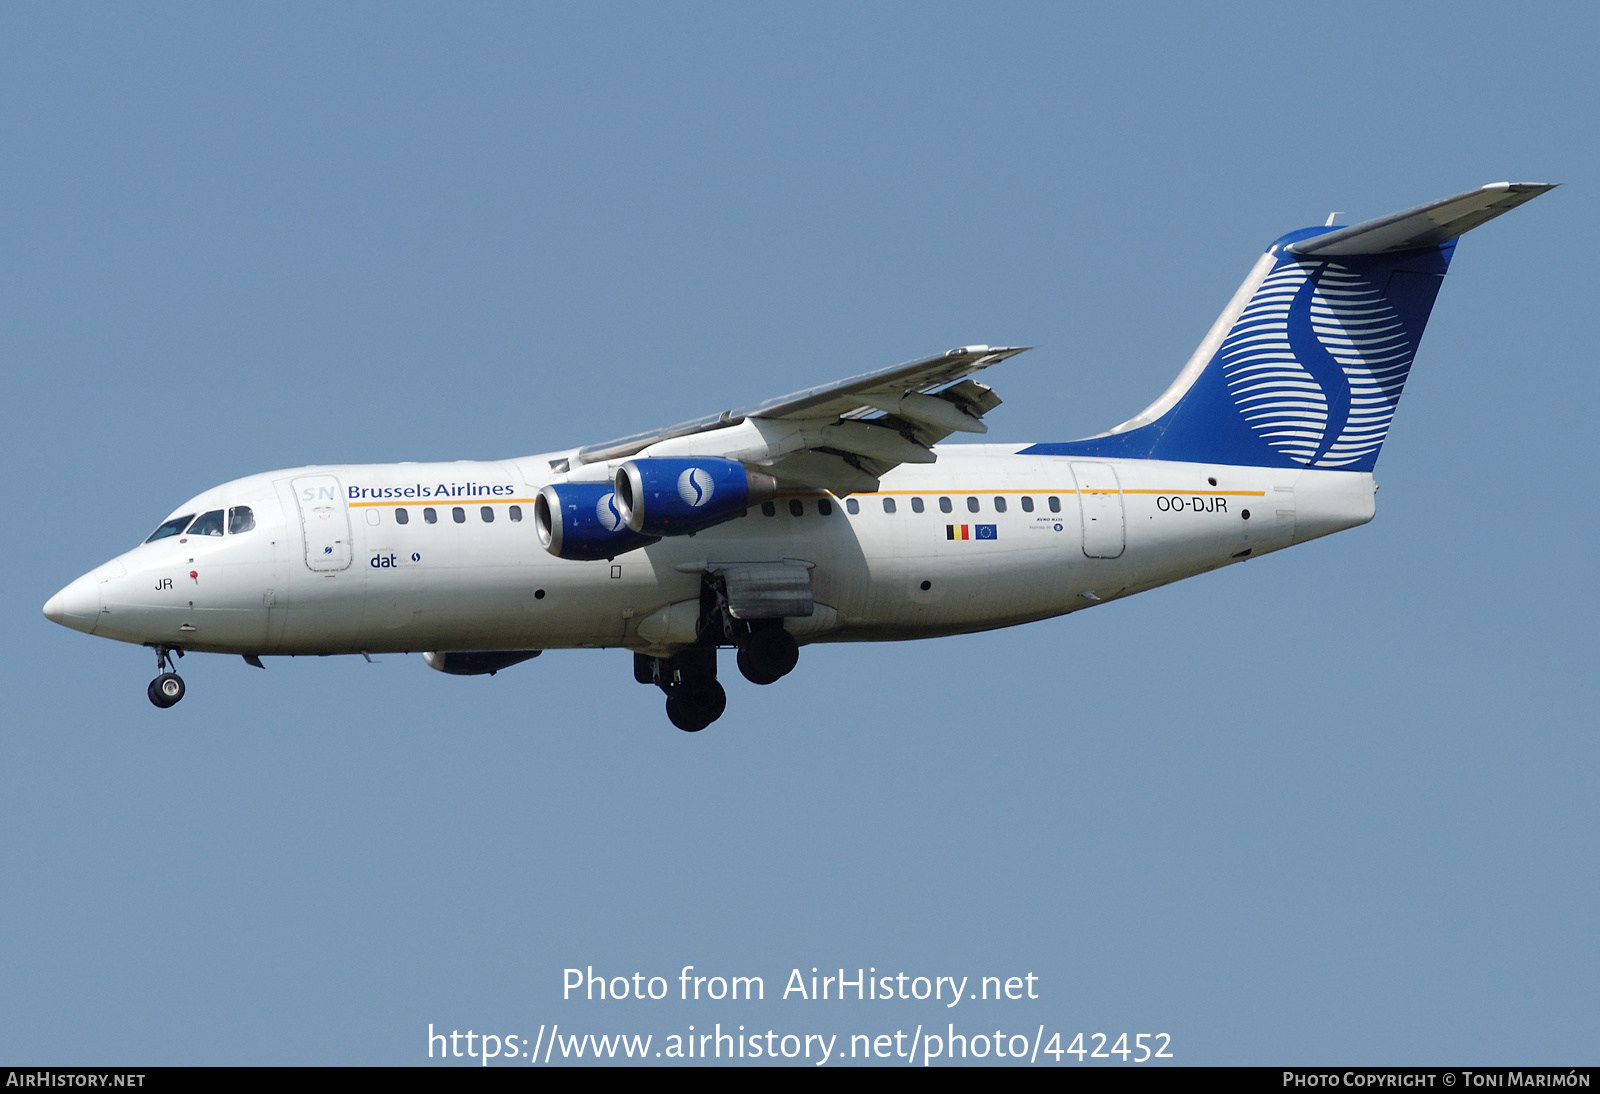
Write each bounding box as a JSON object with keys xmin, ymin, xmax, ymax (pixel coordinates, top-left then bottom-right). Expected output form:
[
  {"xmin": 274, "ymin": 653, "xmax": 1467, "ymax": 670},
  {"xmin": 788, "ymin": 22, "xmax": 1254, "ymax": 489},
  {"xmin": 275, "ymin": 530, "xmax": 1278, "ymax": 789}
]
[
  {"xmin": 1070, "ymin": 462, "xmax": 1126, "ymax": 559},
  {"xmin": 292, "ymin": 475, "xmax": 353, "ymax": 571}
]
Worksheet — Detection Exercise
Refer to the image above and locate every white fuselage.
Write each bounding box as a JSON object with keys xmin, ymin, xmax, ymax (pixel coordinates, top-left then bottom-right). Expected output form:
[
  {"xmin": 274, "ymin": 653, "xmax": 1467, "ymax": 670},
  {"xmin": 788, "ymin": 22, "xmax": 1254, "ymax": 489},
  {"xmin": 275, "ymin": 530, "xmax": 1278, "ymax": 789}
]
[{"xmin": 48, "ymin": 446, "xmax": 1375, "ymax": 658}]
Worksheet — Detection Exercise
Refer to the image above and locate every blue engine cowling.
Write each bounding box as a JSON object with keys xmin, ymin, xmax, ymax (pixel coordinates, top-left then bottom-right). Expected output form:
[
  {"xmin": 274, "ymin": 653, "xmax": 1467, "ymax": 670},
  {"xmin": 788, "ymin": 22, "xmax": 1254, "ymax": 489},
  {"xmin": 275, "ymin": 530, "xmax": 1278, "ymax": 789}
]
[
  {"xmin": 535, "ymin": 482, "xmax": 661, "ymax": 560},
  {"xmin": 615, "ymin": 457, "xmax": 778, "ymax": 537}
]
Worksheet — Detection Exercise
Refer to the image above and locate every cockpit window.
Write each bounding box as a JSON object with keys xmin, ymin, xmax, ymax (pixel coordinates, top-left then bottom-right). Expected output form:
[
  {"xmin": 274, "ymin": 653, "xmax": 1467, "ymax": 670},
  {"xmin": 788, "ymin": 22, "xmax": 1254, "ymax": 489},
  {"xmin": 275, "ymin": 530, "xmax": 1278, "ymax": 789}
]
[
  {"xmin": 228, "ymin": 506, "xmax": 256, "ymax": 534},
  {"xmin": 188, "ymin": 510, "xmax": 225, "ymax": 537},
  {"xmin": 146, "ymin": 514, "xmax": 196, "ymax": 543}
]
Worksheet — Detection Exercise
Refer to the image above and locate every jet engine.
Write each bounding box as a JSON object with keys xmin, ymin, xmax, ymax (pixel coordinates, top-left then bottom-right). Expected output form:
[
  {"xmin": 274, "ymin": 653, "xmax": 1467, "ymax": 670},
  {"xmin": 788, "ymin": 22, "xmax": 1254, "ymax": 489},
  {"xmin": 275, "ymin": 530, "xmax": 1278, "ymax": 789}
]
[
  {"xmin": 535, "ymin": 482, "xmax": 661, "ymax": 560},
  {"xmin": 614, "ymin": 457, "xmax": 777, "ymax": 537}
]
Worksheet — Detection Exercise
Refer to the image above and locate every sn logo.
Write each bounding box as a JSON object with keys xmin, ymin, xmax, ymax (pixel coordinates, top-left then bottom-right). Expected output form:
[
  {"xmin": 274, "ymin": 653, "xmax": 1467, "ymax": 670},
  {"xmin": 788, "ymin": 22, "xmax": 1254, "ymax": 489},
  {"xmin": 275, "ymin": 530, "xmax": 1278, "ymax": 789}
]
[
  {"xmin": 677, "ymin": 467, "xmax": 715, "ymax": 508},
  {"xmin": 595, "ymin": 492, "xmax": 625, "ymax": 531}
]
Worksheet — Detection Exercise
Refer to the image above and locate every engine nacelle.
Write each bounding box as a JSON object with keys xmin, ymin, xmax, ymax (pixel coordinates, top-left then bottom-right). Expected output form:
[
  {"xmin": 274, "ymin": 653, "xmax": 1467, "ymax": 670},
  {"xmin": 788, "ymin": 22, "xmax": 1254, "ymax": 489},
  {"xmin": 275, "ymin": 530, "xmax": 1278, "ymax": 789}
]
[
  {"xmin": 535, "ymin": 482, "xmax": 660, "ymax": 560},
  {"xmin": 423, "ymin": 650, "xmax": 542, "ymax": 676},
  {"xmin": 615, "ymin": 457, "xmax": 777, "ymax": 537}
]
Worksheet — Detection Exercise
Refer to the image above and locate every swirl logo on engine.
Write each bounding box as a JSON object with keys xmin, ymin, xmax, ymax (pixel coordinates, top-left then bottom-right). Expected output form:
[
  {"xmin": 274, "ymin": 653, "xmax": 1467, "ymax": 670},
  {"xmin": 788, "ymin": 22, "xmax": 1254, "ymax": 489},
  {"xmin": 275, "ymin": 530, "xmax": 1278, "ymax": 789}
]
[
  {"xmin": 677, "ymin": 467, "xmax": 715, "ymax": 508},
  {"xmin": 594, "ymin": 492, "xmax": 625, "ymax": 531}
]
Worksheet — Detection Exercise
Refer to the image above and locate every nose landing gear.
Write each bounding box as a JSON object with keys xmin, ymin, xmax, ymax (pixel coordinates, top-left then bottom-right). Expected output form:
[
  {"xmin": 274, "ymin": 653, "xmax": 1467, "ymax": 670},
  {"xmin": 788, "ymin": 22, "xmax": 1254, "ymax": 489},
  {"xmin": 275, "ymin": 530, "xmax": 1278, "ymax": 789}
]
[{"xmin": 147, "ymin": 646, "xmax": 186, "ymax": 709}]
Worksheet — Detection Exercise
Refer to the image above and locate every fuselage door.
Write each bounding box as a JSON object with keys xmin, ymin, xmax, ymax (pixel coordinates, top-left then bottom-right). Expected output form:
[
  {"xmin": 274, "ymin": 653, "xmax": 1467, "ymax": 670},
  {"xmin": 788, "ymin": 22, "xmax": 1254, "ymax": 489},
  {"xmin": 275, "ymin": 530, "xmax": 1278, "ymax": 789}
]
[
  {"xmin": 292, "ymin": 474, "xmax": 353, "ymax": 571},
  {"xmin": 1070, "ymin": 462, "xmax": 1126, "ymax": 559}
]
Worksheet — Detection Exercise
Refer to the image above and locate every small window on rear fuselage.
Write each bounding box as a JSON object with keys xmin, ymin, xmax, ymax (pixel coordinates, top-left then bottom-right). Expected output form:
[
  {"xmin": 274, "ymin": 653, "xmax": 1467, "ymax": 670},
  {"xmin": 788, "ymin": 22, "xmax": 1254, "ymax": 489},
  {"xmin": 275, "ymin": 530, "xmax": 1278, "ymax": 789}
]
[{"xmin": 509, "ymin": 505, "xmax": 522, "ymax": 522}]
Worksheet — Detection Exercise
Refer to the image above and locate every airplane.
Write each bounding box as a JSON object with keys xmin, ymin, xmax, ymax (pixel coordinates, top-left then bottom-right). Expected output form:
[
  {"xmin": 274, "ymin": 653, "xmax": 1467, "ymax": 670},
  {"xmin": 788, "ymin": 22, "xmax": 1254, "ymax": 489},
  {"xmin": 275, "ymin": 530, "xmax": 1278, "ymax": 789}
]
[{"xmin": 43, "ymin": 182, "xmax": 1551, "ymax": 731}]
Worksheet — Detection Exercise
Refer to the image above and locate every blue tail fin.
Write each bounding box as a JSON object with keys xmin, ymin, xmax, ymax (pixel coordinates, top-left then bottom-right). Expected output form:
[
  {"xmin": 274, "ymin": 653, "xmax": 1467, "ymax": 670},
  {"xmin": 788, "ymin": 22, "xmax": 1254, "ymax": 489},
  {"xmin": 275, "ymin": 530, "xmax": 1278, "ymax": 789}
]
[{"xmin": 1026, "ymin": 183, "xmax": 1552, "ymax": 471}]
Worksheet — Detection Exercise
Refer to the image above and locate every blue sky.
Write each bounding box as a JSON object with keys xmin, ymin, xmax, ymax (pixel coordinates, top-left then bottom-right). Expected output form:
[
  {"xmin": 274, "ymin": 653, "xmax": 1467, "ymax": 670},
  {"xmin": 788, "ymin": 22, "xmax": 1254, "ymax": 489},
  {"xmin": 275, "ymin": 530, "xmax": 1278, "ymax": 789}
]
[{"xmin": 2, "ymin": 3, "xmax": 1596, "ymax": 1065}]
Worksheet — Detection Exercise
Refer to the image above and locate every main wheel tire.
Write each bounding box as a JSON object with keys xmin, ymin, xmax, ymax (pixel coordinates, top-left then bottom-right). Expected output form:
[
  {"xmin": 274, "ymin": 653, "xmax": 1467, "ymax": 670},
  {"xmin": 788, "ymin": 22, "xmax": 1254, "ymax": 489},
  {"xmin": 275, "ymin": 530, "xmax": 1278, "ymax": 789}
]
[
  {"xmin": 664, "ymin": 691, "xmax": 699, "ymax": 731},
  {"xmin": 737, "ymin": 629, "xmax": 799, "ymax": 685},
  {"xmin": 737, "ymin": 646, "xmax": 780, "ymax": 686},
  {"xmin": 665, "ymin": 678, "xmax": 726, "ymax": 732},
  {"xmin": 148, "ymin": 672, "xmax": 185, "ymax": 708}
]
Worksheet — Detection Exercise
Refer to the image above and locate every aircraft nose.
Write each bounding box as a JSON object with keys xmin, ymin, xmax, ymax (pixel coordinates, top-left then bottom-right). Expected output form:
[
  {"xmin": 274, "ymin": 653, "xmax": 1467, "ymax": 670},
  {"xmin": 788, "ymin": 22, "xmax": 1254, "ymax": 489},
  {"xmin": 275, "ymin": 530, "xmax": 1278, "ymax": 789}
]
[{"xmin": 43, "ymin": 572, "xmax": 101, "ymax": 634}]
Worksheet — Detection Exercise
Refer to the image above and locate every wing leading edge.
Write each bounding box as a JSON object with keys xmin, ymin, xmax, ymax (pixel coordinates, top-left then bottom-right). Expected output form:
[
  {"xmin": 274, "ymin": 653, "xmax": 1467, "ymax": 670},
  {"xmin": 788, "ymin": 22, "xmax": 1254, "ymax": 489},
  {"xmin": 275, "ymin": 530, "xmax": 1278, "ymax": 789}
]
[{"xmin": 569, "ymin": 345, "xmax": 1030, "ymax": 494}]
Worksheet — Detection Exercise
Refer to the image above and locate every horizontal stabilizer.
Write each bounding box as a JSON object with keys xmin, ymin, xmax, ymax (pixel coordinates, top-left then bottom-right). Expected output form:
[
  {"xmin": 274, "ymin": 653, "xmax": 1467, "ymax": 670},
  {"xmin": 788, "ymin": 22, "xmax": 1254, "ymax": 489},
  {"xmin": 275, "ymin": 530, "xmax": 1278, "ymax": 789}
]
[{"xmin": 1289, "ymin": 182, "xmax": 1555, "ymax": 256}]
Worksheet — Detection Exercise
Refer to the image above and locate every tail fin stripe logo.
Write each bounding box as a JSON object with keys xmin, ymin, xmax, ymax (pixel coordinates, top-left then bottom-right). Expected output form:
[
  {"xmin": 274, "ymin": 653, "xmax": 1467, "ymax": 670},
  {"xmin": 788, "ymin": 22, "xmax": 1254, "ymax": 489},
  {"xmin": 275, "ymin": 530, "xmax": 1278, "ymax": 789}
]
[{"xmin": 1218, "ymin": 256, "xmax": 1415, "ymax": 469}]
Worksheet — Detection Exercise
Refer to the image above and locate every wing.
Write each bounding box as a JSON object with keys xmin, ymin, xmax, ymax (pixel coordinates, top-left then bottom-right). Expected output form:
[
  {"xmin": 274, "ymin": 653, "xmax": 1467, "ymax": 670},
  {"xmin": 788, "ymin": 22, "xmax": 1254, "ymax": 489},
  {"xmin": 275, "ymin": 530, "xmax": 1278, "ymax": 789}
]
[{"xmin": 565, "ymin": 345, "xmax": 1031, "ymax": 494}]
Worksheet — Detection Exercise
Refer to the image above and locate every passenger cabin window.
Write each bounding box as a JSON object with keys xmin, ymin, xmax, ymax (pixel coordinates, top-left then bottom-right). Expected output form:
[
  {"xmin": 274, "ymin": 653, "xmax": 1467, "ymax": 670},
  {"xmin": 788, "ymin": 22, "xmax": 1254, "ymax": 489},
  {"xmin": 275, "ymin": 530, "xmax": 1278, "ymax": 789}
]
[
  {"xmin": 509, "ymin": 505, "xmax": 522, "ymax": 522},
  {"xmin": 146, "ymin": 514, "xmax": 196, "ymax": 543},
  {"xmin": 228, "ymin": 506, "xmax": 255, "ymax": 534},
  {"xmin": 424, "ymin": 507, "xmax": 438, "ymax": 524},
  {"xmin": 789, "ymin": 499, "xmax": 803, "ymax": 517},
  {"xmin": 762, "ymin": 501, "xmax": 776, "ymax": 517},
  {"xmin": 481, "ymin": 506, "xmax": 494, "ymax": 522},
  {"xmin": 966, "ymin": 497, "xmax": 979, "ymax": 513},
  {"xmin": 188, "ymin": 510, "xmax": 225, "ymax": 537},
  {"xmin": 1021, "ymin": 496, "xmax": 1034, "ymax": 512},
  {"xmin": 911, "ymin": 497, "xmax": 924, "ymax": 513},
  {"xmin": 453, "ymin": 507, "xmax": 466, "ymax": 523},
  {"xmin": 882, "ymin": 497, "xmax": 897, "ymax": 514},
  {"xmin": 939, "ymin": 497, "xmax": 952, "ymax": 513},
  {"xmin": 1048, "ymin": 496, "xmax": 1061, "ymax": 513},
  {"xmin": 396, "ymin": 508, "xmax": 410, "ymax": 525},
  {"xmin": 994, "ymin": 497, "xmax": 1007, "ymax": 513},
  {"xmin": 818, "ymin": 499, "xmax": 832, "ymax": 516},
  {"xmin": 845, "ymin": 498, "xmax": 860, "ymax": 515}
]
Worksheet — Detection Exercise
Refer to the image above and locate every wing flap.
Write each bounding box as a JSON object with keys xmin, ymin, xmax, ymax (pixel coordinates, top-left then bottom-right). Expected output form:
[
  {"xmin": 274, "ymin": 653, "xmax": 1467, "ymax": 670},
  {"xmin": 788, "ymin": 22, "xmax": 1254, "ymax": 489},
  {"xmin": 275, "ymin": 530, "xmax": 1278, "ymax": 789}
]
[{"xmin": 575, "ymin": 346, "xmax": 1027, "ymax": 467}]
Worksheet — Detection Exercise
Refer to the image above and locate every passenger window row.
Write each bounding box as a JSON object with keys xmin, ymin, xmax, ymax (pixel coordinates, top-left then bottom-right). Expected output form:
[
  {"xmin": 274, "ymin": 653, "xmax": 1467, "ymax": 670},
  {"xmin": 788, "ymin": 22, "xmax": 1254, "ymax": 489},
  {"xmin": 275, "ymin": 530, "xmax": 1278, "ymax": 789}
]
[
  {"xmin": 145, "ymin": 506, "xmax": 256, "ymax": 543},
  {"xmin": 393, "ymin": 505, "xmax": 523, "ymax": 526},
  {"xmin": 760, "ymin": 499, "xmax": 834, "ymax": 518},
  {"xmin": 840, "ymin": 495, "xmax": 1063, "ymax": 516}
]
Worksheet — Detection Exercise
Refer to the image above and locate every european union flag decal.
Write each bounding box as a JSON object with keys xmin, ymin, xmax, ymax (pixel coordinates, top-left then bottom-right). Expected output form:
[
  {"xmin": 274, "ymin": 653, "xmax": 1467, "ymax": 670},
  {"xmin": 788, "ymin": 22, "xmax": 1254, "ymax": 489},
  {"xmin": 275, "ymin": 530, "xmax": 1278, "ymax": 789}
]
[
  {"xmin": 947, "ymin": 524, "xmax": 998, "ymax": 541},
  {"xmin": 974, "ymin": 524, "xmax": 997, "ymax": 540}
]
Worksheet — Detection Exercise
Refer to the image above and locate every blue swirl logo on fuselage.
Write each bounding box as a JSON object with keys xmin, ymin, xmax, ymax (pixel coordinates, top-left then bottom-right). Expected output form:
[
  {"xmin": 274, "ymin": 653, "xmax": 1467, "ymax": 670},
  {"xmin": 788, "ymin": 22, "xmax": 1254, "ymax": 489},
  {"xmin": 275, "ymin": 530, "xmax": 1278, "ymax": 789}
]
[{"xmin": 677, "ymin": 467, "xmax": 715, "ymax": 508}]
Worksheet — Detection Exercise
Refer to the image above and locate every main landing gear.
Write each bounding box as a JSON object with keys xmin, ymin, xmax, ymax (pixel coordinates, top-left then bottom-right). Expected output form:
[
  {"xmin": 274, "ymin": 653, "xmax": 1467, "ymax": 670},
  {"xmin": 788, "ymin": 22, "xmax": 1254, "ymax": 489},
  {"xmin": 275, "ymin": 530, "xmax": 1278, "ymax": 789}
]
[
  {"xmin": 147, "ymin": 646, "xmax": 186, "ymax": 709},
  {"xmin": 634, "ymin": 618, "xmax": 801, "ymax": 734},
  {"xmin": 636, "ymin": 648, "xmax": 726, "ymax": 732},
  {"xmin": 735, "ymin": 622, "xmax": 799, "ymax": 686}
]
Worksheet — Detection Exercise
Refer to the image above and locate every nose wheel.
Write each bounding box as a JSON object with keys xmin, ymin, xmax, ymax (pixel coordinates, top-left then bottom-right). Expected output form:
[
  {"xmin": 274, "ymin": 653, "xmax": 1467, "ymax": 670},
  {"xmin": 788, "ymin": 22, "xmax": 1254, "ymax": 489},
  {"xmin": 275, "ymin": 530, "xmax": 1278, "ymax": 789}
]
[
  {"xmin": 147, "ymin": 646, "xmax": 187, "ymax": 709},
  {"xmin": 148, "ymin": 673, "xmax": 185, "ymax": 708}
]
